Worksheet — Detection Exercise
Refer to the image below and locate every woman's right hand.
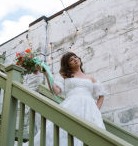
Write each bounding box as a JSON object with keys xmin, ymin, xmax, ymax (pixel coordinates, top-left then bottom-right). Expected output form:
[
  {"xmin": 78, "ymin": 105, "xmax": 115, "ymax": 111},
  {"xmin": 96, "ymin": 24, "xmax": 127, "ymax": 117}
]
[
  {"xmin": 35, "ymin": 64, "xmax": 45, "ymax": 73},
  {"xmin": 52, "ymin": 84, "xmax": 61, "ymax": 95}
]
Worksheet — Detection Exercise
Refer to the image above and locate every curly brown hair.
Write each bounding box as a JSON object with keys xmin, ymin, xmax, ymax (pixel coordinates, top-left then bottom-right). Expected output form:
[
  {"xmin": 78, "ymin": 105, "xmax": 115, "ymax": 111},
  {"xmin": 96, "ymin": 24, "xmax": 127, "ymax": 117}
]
[{"xmin": 59, "ymin": 52, "xmax": 84, "ymax": 78}]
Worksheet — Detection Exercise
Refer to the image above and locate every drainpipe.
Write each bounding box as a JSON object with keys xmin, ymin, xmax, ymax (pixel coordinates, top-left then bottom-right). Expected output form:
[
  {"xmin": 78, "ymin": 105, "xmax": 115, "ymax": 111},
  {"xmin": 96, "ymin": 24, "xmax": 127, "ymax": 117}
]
[
  {"xmin": 0, "ymin": 52, "xmax": 6, "ymax": 73},
  {"xmin": 0, "ymin": 54, "xmax": 5, "ymax": 64}
]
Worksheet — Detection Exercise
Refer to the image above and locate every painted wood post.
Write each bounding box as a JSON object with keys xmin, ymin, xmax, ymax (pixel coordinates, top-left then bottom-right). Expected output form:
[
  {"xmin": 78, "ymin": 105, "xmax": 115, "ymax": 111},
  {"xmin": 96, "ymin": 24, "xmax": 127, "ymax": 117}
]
[
  {"xmin": 0, "ymin": 65, "xmax": 25, "ymax": 146},
  {"xmin": 0, "ymin": 54, "xmax": 5, "ymax": 73},
  {"xmin": 0, "ymin": 53, "xmax": 6, "ymax": 141}
]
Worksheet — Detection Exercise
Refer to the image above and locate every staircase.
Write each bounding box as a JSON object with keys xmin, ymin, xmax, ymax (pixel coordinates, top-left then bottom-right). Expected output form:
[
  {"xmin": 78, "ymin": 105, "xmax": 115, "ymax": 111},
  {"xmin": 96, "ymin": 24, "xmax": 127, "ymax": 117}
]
[{"xmin": 0, "ymin": 64, "xmax": 138, "ymax": 146}]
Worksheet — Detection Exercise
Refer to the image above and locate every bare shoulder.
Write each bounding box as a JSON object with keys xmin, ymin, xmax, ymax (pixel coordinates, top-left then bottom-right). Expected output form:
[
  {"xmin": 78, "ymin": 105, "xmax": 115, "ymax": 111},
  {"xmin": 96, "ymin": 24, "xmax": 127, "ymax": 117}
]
[{"xmin": 86, "ymin": 74, "xmax": 96, "ymax": 83}]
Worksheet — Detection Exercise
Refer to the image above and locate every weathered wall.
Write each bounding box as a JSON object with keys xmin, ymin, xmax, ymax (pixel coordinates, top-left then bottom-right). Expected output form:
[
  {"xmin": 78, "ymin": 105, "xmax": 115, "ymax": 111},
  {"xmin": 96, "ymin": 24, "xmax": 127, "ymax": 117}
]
[
  {"xmin": 46, "ymin": 0, "xmax": 138, "ymax": 135},
  {"xmin": 0, "ymin": 0, "xmax": 138, "ymax": 135}
]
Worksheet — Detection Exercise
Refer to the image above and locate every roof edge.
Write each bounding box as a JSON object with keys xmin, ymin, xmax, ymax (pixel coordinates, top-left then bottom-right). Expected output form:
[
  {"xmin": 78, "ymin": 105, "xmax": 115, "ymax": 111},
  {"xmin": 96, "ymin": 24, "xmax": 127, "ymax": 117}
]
[
  {"xmin": 29, "ymin": 0, "xmax": 86, "ymax": 26},
  {"xmin": 47, "ymin": 0, "xmax": 86, "ymax": 21}
]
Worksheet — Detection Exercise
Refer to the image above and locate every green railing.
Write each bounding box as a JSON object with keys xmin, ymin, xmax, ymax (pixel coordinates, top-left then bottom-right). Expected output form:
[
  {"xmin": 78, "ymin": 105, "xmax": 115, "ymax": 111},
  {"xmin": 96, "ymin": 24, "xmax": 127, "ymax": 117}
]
[
  {"xmin": 104, "ymin": 118, "xmax": 138, "ymax": 146},
  {"xmin": 0, "ymin": 64, "xmax": 135, "ymax": 146}
]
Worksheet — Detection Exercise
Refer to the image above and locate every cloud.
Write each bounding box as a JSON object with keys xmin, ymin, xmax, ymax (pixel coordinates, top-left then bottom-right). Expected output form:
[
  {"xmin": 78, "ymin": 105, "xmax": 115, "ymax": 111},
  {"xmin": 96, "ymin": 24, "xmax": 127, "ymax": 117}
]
[
  {"xmin": 0, "ymin": 0, "xmax": 20, "ymax": 20},
  {"xmin": 0, "ymin": 15, "xmax": 35, "ymax": 44}
]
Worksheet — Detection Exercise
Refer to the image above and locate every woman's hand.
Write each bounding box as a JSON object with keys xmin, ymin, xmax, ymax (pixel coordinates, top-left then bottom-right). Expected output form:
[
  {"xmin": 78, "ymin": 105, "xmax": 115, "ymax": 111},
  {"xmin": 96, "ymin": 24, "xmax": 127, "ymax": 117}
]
[
  {"xmin": 52, "ymin": 84, "xmax": 61, "ymax": 95},
  {"xmin": 96, "ymin": 95, "xmax": 104, "ymax": 109},
  {"xmin": 35, "ymin": 64, "xmax": 45, "ymax": 73}
]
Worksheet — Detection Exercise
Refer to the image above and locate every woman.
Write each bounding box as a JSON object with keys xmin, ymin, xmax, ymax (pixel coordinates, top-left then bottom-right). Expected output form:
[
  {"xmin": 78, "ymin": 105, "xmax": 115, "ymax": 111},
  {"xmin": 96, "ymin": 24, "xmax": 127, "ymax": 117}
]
[
  {"xmin": 22, "ymin": 52, "xmax": 106, "ymax": 146},
  {"xmin": 53, "ymin": 52, "xmax": 105, "ymax": 112}
]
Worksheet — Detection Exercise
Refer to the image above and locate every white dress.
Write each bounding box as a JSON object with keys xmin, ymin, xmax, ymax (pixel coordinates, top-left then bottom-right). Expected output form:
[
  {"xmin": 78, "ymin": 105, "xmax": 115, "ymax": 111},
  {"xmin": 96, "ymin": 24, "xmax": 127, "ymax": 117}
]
[{"xmin": 21, "ymin": 77, "xmax": 106, "ymax": 146}]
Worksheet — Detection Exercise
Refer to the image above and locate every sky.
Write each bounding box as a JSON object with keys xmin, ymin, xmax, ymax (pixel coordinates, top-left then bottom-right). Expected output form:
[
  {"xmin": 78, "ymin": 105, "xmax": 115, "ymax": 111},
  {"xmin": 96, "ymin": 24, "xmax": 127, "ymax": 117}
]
[{"xmin": 0, "ymin": 0, "xmax": 78, "ymax": 44}]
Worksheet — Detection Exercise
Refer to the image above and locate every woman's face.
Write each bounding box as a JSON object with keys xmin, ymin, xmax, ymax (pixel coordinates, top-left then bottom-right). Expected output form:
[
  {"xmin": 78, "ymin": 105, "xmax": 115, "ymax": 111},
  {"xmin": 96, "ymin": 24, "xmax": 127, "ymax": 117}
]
[{"xmin": 68, "ymin": 55, "xmax": 81, "ymax": 68}]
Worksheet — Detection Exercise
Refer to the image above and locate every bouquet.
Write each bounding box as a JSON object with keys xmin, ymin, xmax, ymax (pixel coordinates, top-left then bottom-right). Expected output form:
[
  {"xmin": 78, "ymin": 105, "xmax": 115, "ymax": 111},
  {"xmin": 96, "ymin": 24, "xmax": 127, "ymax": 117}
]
[
  {"xmin": 15, "ymin": 48, "xmax": 53, "ymax": 85},
  {"xmin": 15, "ymin": 48, "xmax": 39, "ymax": 74}
]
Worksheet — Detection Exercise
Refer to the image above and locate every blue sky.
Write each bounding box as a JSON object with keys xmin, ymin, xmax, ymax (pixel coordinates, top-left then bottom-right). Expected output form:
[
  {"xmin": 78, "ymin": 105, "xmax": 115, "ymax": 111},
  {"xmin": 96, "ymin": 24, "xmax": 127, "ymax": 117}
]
[{"xmin": 0, "ymin": 0, "xmax": 78, "ymax": 44}]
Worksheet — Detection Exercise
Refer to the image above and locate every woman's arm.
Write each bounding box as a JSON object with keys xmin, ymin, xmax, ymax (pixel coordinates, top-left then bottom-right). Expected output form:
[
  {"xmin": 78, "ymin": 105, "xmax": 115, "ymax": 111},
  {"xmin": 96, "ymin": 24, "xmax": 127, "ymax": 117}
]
[
  {"xmin": 42, "ymin": 72, "xmax": 61, "ymax": 95},
  {"xmin": 89, "ymin": 76, "xmax": 105, "ymax": 109},
  {"xmin": 36, "ymin": 65, "xmax": 62, "ymax": 95},
  {"xmin": 96, "ymin": 95, "xmax": 104, "ymax": 109}
]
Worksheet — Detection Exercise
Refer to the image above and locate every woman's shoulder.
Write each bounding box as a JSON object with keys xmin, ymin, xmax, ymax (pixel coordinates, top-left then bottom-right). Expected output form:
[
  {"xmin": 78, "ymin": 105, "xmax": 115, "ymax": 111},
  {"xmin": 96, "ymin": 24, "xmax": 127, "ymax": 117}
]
[{"xmin": 86, "ymin": 74, "xmax": 96, "ymax": 83}]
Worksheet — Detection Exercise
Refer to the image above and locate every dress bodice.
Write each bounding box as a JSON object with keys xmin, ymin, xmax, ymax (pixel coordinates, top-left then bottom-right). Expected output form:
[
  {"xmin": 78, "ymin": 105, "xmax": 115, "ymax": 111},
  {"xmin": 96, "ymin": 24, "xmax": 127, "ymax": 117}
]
[
  {"xmin": 54, "ymin": 77, "xmax": 106, "ymax": 100},
  {"xmin": 64, "ymin": 78, "xmax": 93, "ymax": 97}
]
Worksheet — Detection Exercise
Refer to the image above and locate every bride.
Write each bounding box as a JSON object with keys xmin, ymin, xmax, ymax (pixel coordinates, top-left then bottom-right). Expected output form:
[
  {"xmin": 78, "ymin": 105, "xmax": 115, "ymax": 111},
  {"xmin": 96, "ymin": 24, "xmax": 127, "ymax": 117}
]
[{"xmin": 21, "ymin": 51, "xmax": 106, "ymax": 146}]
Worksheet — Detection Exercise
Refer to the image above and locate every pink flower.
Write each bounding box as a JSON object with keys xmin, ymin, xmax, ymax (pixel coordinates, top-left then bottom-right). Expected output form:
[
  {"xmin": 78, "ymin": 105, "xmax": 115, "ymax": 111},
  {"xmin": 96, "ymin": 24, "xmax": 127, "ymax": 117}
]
[{"xmin": 16, "ymin": 52, "xmax": 20, "ymax": 57}]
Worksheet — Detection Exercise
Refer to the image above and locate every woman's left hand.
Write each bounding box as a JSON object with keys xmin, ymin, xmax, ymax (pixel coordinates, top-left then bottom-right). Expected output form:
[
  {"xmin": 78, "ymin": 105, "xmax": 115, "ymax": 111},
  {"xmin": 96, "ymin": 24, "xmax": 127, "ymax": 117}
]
[{"xmin": 96, "ymin": 96, "xmax": 104, "ymax": 109}]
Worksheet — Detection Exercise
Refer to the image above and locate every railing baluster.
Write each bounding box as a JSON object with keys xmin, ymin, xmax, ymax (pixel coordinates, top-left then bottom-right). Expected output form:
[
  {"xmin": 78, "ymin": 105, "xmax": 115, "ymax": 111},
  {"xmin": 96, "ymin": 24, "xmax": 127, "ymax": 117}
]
[
  {"xmin": 54, "ymin": 124, "xmax": 59, "ymax": 146},
  {"xmin": 68, "ymin": 133, "xmax": 74, "ymax": 146},
  {"xmin": 40, "ymin": 116, "xmax": 46, "ymax": 146},
  {"xmin": 18, "ymin": 102, "xmax": 25, "ymax": 146},
  {"xmin": 29, "ymin": 109, "xmax": 35, "ymax": 146}
]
